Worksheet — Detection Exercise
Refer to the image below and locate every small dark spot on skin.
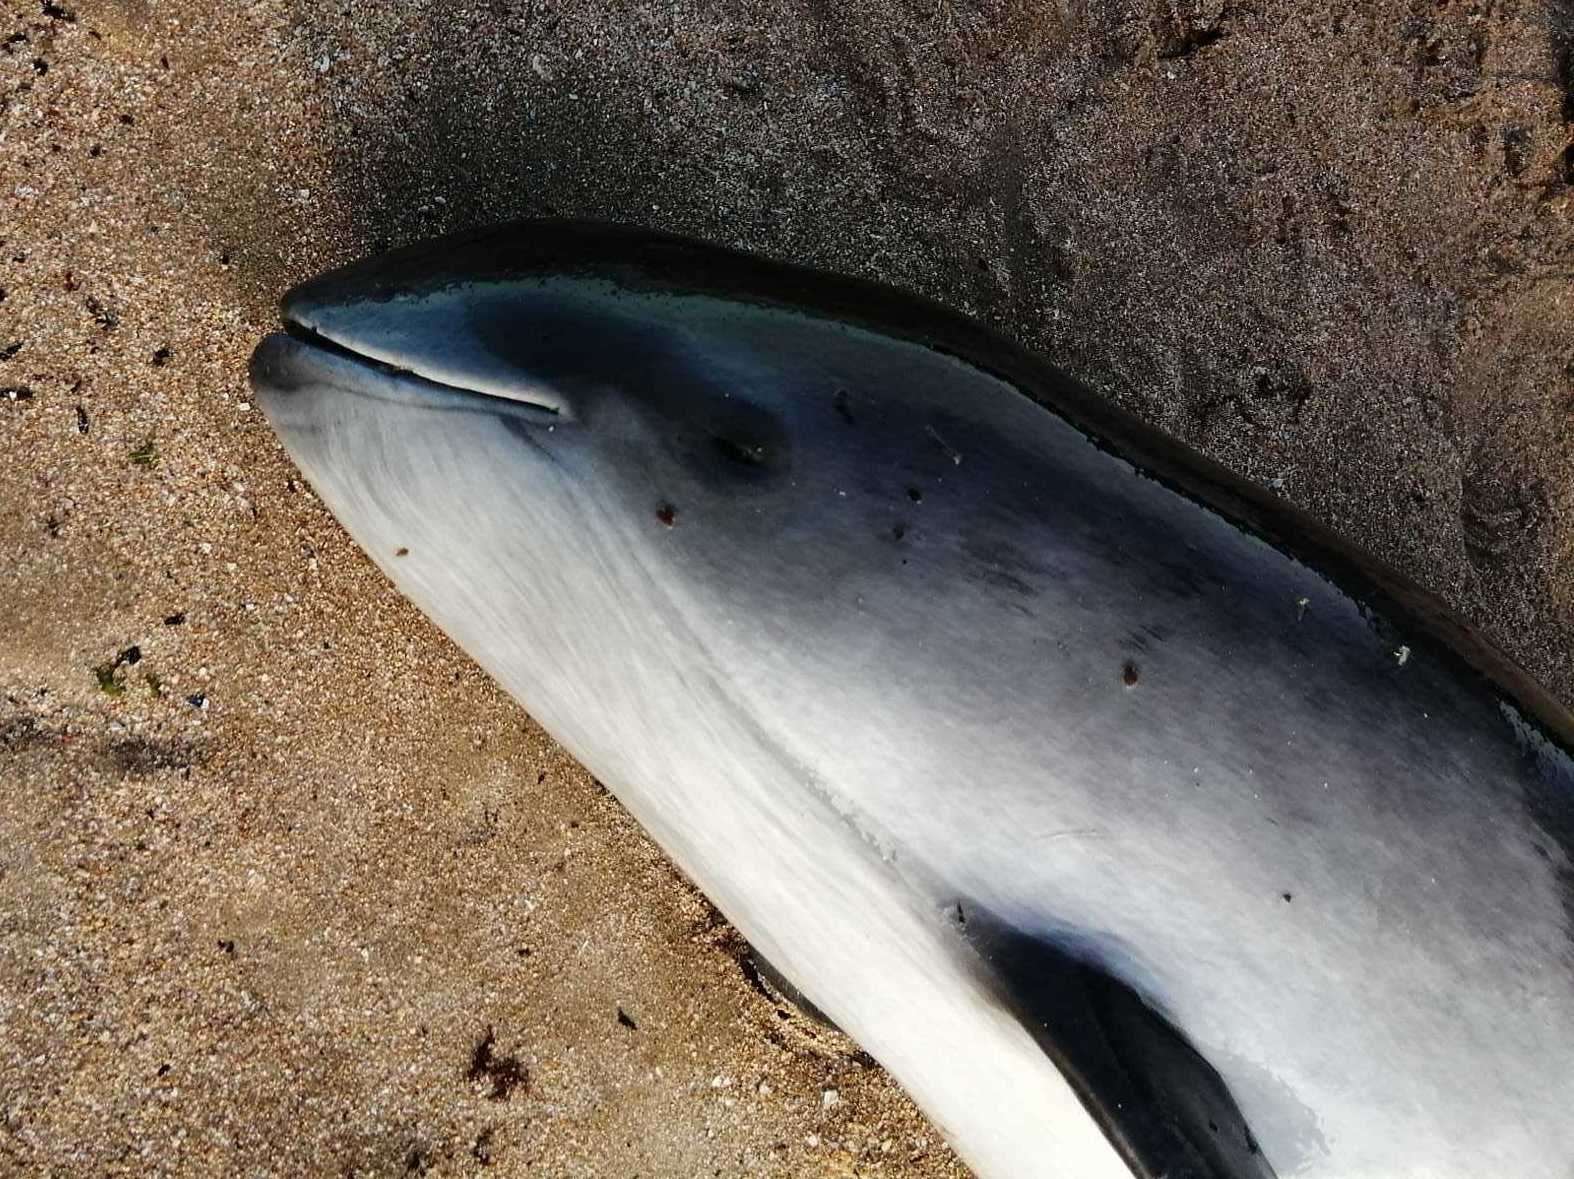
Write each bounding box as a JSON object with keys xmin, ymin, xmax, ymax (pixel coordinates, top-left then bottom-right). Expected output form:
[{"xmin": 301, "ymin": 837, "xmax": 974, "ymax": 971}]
[
  {"xmin": 616, "ymin": 1007, "xmax": 638, "ymax": 1030},
  {"xmin": 75, "ymin": 404, "xmax": 88, "ymax": 433},
  {"xmin": 892, "ymin": 523, "xmax": 907, "ymax": 541},
  {"xmin": 955, "ymin": 902, "xmax": 966, "ymax": 927},
  {"xmin": 1282, "ymin": 893, "xmax": 1293, "ymax": 903},
  {"xmin": 217, "ymin": 938, "xmax": 235, "ymax": 955},
  {"xmin": 1122, "ymin": 662, "xmax": 1140, "ymax": 687},
  {"xmin": 395, "ymin": 546, "xmax": 409, "ymax": 557},
  {"xmin": 163, "ymin": 612, "xmax": 184, "ymax": 626},
  {"xmin": 906, "ymin": 487, "xmax": 923, "ymax": 503},
  {"xmin": 151, "ymin": 346, "xmax": 172, "ymax": 366},
  {"xmin": 656, "ymin": 503, "xmax": 677, "ymax": 527},
  {"xmin": 466, "ymin": 1026, "xmax": 528, "ymax": 1102},
  {"xmin": 833, "ymin": 389, "xmax": 855, "ymax": 425}
]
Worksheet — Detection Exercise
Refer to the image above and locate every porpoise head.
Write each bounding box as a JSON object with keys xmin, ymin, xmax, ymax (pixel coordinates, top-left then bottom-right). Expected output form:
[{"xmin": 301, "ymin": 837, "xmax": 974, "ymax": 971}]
[
  {"xmin": 252, "ymin": 224, "xmax": 1180, "ymax": 1179},
  {"xmin": 249, "ymin": 222, "xmax": 1105, "ymax": 757}
]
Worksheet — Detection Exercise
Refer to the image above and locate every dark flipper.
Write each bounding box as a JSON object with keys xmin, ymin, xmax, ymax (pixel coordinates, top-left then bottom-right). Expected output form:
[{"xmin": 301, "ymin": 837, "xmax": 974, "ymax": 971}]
[{"xmin": 958, "ymin": 902, "xmax": 1277, "ymax": 1179}]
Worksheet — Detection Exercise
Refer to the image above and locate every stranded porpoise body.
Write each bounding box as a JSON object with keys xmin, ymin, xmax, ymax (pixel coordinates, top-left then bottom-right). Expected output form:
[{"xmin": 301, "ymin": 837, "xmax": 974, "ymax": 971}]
[{"xmin": 249, "ymin": 222, "xmax": 1574, "ymax": 1179}]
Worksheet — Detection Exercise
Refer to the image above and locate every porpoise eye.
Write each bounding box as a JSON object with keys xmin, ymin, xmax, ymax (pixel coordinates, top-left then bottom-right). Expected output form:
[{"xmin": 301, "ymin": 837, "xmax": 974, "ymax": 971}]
[
  {"xmin": 712, "ymin": 435, "xmax": 769, "ymax": 467},
  {"xmin": 668, "ymin": 398, "xmax": 788, "ymax": 491}
]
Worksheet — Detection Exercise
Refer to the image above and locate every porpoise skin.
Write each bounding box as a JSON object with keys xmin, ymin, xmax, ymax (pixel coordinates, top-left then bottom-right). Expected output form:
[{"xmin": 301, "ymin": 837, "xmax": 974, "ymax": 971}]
[{"xmin": 249, "ymin": 222, "xmax": 1574, "ymax": 1179}]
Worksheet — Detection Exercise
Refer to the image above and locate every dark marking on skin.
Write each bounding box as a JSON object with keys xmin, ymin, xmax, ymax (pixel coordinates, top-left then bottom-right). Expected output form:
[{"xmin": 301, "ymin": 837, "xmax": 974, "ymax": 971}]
[
  {"xmin": 975, "ymin": 567, "xmax": 1036, "ymax": 597},
  {"xmin": 1282, "ymin": 893, "xmax": 1293, "ymax": 903},
  {"xmin": 656, "ymin": 503, "xmax": 677, "ymax": 527},
  {"xmin": 1122, "ymin": 625, "xmax": 1172, "ymax": 654},
  {"xmin": 964, "ymin": 536, "xmax": 1050, "ymax": 598},
  {"xmin": 1153, "ymin": 555, "xmax": 1216, "ymax": 602},
  {"xmin": 1123, "ymin": 662, "xmax": 1141, "ymax": 688},
  {"xmin": 833, "ymin": 389, "xmax": 855, "ymax": 425},
  {"xmin": 959, "ymin": 903, "xmax": 1277, "ymax": 1179},
  {"xmin": 892, "ymin": 523, "xmax": 908, "ymax": 542},
  {"xmin": 907, "ymin": 486, "xmax": 923, "ymax": 503},
  {"xmin": 395, "ymin": 546, "xmax": 409, "ymax": 557}
]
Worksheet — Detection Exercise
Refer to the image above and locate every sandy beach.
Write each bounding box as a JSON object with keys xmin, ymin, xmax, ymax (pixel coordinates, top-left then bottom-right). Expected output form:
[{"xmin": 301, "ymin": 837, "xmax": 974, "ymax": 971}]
[{"xmin": 3, "ymin": 0, "xmax": 1572, "ymax": 1174}]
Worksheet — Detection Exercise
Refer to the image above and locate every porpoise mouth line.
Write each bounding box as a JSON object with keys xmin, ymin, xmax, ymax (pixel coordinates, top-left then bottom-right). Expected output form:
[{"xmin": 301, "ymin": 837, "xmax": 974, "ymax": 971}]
[{"xmin": 281, "ymin": 317, "xmax": 563, "ymax": 417}]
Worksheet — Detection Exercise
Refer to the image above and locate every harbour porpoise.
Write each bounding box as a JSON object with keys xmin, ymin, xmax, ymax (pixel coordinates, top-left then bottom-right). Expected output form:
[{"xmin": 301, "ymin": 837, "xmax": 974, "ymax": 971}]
[{"xmin": 249, "ymin": 221, "xmax": 1574, "ymax": 1179}]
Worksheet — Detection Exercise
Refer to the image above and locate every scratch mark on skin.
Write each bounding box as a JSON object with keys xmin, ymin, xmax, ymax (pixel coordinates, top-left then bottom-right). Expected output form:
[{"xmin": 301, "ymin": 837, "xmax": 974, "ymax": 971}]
[{"xmin": 927, "ymin": 424, "xmax": 963, "ymax": 465}]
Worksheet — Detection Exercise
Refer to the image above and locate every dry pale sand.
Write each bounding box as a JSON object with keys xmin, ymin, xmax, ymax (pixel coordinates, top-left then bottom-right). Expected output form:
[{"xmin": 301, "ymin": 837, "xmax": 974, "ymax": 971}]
[{"xmin": 2, "ymin": 0, "xmax": 1573, "ymax": 1175}]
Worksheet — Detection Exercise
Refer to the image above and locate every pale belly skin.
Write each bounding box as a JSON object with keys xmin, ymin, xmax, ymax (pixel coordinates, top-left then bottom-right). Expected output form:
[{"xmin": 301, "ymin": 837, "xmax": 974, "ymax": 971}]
[{"xmin": 250, "ymin": 223, "xmax": 1574, "ymax": 1179}]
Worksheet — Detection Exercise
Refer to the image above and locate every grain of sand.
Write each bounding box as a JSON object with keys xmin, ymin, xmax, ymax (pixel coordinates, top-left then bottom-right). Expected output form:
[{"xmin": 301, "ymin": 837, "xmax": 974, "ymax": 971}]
[{"xmin": 3, "ymin": 0, "xmax": 1574, "ymax": 1175}]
